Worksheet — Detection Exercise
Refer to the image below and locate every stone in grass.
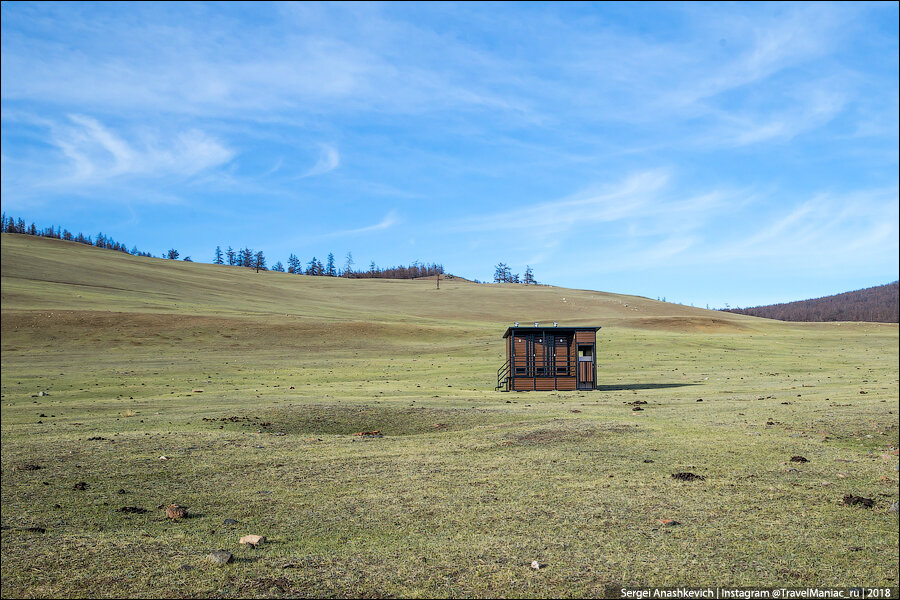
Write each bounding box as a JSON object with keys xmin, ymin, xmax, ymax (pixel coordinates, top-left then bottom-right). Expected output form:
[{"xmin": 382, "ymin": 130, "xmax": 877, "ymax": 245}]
[
  {"xmin": 239, "ymin": 534, "xmax": 266, "ymax": 547},
  {"xmin": 165, "ymin": 504, "xmax": 188, "ymax": 520},
  {"xmin": 889, "ymin": 502, "xmax": 898, "ymax": 515},
  {"xmin": 207, "ymin": 550, "xmax": 233, "ymax": 566},
  {"xmin": 73, "ymin": 481, "xmax": 89, "ymax": 490},
  {"xmin": 790, "ymin": 456, "xmax": 809, "ymax": 463},
  {"xmin": 530, "ymin": 560, "xmax": 542, "ymax": 570},
  {"xmin": 223, "ymin": 518, "xmax": 239, "ymax": 526}
]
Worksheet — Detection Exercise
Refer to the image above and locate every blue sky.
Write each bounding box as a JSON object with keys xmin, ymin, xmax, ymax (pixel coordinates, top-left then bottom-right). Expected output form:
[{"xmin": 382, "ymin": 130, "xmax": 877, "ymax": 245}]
[{"xmin": 2, "ymin": 1, "xmax": 897, "ymax": 308}]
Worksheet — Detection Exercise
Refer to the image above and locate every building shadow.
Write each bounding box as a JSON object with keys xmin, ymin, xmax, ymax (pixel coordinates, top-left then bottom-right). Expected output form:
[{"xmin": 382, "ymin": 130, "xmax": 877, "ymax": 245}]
[{"xmin": 595, "ymin": 383, "xmax": 699, "ymax": 392}]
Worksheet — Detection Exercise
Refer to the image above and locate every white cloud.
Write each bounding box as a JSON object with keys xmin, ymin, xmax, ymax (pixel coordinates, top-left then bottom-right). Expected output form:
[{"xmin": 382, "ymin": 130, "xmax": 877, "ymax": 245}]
[
  {"xmin": 311, "ymin": 210, "xmax": 400, "ymax": 241},
  {"xmin": 456, "ymin": 170, "xmax": 669, "ymax": 233},
  {"xmin": 49, "ymin": 115, "xmax": 234, "ymax": 184},
  {"xmin": 699, "ymin": 187, "xmax": 900, "ymax": 267},
  {"xmin": 456, "ymin": 169, "xmax": 736, "ymax": 238},
  {"xmin": 301, "ymin": 144, "xmax": 340, "ymax": 178}
]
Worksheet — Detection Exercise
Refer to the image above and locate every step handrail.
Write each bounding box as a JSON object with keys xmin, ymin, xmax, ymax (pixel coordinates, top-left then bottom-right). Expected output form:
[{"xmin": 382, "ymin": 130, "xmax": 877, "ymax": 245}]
[{"xmin": 496, "ymin": 358, "xmax": 510, "ymax": 391}]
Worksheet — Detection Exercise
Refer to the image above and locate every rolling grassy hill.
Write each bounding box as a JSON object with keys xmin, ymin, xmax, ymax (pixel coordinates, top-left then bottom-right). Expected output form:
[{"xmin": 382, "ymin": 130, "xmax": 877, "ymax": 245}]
[
  {"xmin": 2, "ymin": 233, "xmax": 898, "ymax": 598},
  {"xmin": 1, "ymin": 233, "xmax": 757, "ymax": 327}
]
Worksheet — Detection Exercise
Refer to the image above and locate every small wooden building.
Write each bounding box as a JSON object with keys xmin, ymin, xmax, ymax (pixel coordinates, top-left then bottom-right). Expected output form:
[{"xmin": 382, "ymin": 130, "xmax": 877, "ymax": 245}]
[{"xmin": 497, "ymin": 324, "xmax": 601, "ymax": 391}]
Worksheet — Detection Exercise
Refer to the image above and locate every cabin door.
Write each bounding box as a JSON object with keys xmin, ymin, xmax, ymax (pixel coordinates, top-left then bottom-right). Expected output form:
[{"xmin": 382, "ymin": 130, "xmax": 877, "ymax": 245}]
[{"xmin": 577, "ymin": 344, "xmax": 594, "ymax": 389}]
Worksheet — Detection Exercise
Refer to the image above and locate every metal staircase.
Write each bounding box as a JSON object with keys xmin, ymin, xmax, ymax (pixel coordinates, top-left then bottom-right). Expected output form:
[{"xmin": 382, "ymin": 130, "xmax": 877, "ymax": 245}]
[{"xmin": 495, "ymin": 359, "xmax": 510, "ymax": 391}]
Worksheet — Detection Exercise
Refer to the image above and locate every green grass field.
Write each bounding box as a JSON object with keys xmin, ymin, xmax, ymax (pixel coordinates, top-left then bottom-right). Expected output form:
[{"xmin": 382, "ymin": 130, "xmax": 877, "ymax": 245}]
[{"xmin": 2, "ymin": 234, "xmax": 898, "ymax": 598}]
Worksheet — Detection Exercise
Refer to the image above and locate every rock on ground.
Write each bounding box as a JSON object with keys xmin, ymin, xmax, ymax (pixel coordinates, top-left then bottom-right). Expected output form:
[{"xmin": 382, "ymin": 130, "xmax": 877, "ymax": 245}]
[
  {"xmin": 207, "ymin": 550, "xmax": 233, "ymax": 565},
  {"xmin": 239, "ymin": 534, "xmax": 266, "ymax": 547}
]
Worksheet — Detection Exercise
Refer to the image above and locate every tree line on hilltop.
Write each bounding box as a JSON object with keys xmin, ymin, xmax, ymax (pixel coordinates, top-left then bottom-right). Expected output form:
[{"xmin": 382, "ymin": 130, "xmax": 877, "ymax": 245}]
[
  {"xmin": 493, "ymin": 262, "xmax": 537, "ymax": 284},
  {"xmin": 1, "ymin": 214, "xmax": 443, "ymax": 280},
  {"xmin": 1, "ymin": 214, "xmax": 154, "ymax": 257},
  {"xmin": 210, "ymin": 245, "xmax": 444, "ymax": 279},
  {"xmin": 720, "ymin": 281, "xmax": 899, "ymax": 323},
  {"xmin": 2, "ymin": 214, "xmax": 547, "ymax": 285}
]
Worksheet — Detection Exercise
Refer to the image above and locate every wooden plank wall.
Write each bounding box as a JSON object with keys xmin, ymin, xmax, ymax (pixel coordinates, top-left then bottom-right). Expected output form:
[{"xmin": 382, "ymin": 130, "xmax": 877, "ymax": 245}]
[
  {"xmin": 509, "ymin": 330, "xmax": 581, "ymax": 391},
  {"xmin": 507, "ymin": 329, "xmax": 595, "ymax": 391},
  {"xmin": 575, "ymin": 330, "xmax": 595, "ymax": 344}
]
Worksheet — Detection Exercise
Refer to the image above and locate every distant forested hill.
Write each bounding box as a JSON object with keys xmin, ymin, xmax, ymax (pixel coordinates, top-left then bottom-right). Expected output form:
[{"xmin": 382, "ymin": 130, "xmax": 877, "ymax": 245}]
[{"xmin": 722, "ymin": 282, "xmax": 899, "ymax": 323}]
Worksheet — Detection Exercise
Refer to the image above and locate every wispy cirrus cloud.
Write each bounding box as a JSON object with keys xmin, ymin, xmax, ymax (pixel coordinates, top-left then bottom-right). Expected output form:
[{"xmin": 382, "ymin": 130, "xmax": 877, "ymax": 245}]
[
  {"xmin": 48, "ymin": 115, "xmax": 234, "ymax": 185},
  {"xmin": 455, "ymin": 170, "xmax": 669, "ymax": 233},
  {"xmin": 710, "ymin": 187, "xmax": 900, "ymax": 267},
  {"xmin": 309, "ymin": 210, "xmax": 400, "ymax": 241},
  {"xmin": 300, "ymin": 144, "xmax": 340, "ymax": 178},
  {"xmin": 456, "ymin": 169, "xmax": 735, "ymax": 236}
]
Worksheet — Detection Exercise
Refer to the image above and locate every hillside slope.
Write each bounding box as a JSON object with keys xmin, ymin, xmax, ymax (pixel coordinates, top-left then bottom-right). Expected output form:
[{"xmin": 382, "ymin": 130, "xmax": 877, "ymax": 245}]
[
  {"xmin": 722, "ymin": 281, "xmax": 899, "ymax": 323},
  {"xmin": 1, "ymin": 233, "xmax": 759, "ymax": 332}
]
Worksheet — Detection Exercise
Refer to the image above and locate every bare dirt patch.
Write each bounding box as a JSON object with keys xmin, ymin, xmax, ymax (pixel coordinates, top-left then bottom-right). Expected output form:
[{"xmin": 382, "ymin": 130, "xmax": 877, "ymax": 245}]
[
  {"xmin": 509, "ymin": 422, "xmax": 639, "ymax": 445},
  {"xmin": 841, "ymin": 494, "xmax": 874, "ymax": 508},
  {"xmin": 210, "ymin": 404, "xmax": 513, "ymax": 437},
  {"xmin": 671, "ymin": 472, "xmax": 706, "ymax": 482}
]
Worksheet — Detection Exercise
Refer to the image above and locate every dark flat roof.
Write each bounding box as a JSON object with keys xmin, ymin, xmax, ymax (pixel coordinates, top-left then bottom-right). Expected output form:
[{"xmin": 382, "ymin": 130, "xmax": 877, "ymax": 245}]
[{"xmin": 503, "ymin": 325, "xmax": 601, "ymax": 338}]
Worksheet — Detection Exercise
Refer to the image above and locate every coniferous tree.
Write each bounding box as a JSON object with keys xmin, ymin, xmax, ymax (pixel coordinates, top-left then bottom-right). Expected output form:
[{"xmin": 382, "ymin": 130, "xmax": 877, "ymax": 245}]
[
  {"xmin": 226, "ymin": 246, "xmax": 236, "ymax": 266},
  {"xmin": 523, "ymin": 266, "xmax": 535, "ymax": 285},
  {"xmin": 272, "ymin": 261, "xmax": 285, "ymax": 272},
  {"xmin": 494, "ymin": 262, "xmax": 511, "ymax": 283},
  {"xmin": 287, "ymin": 253, "xmax": 301, "ymax": 274},
  {"xmin": 306, "ymin": 257, "xmax": 319, "ymax": 275},
  {"xmin": 239, "ymin": 247, "xmax": 254, "ymax": 267},
  {"xmin": 166, "ymin": 249, "xmax": 180, "ymax": 260},
  {"xmin": 344, "ymin": 252, "xmax": 354, "ymax": 277},
  {"xmin": 253, "ymin": 250, "xmax": 267, "ymax": 271},
  {"xmin": 326, "ymin": 252, "xmax": 336, "ymax": 276},
  {"xmin": 214, "ymin": 246, "xmax": 224, "ymax": 264}
]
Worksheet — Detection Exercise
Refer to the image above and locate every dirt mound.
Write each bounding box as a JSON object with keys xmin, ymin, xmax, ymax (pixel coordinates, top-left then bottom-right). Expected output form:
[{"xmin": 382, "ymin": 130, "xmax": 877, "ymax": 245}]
[{"xmin": 617, "ymin": 316, "xmax": 749, "ymax": 333}]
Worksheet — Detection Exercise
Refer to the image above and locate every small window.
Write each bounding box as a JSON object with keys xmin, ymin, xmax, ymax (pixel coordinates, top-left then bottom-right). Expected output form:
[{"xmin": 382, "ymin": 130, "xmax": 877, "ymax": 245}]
[
  {"xmin": 535, "ymin": 367, "xmax": 546, "ymax": 376},
  {"xmin": 578, "ymin": 345, "xmax": 593, "ymax": 360},
  {"xmin": 515, "ymin": 367, "xmax": 526, "ymax": 375},
  {"xmin": 556, "ymin": 366, "xmax": 568, "ymax": 375}
]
